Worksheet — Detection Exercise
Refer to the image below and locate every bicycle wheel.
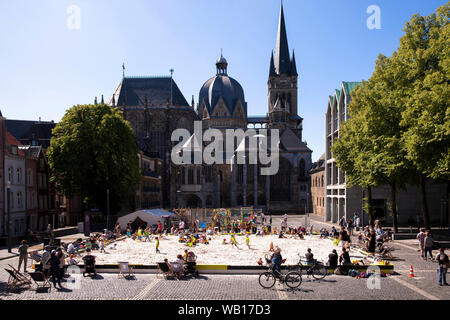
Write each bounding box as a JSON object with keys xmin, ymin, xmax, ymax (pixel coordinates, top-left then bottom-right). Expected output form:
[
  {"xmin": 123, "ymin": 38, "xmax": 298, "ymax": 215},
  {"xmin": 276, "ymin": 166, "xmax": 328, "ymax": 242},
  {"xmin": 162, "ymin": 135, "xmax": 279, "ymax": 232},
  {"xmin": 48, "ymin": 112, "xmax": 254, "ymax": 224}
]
[
  {"xmin": 285, "ymin": 271, "xmax": 302, "ymax": 288},
  {"xmin": 258, "ymin": 272, "xmax": 276, "ymax": 289},
  {"xmin": 311, "ymin": 264, "xmax": 328, "ymax": 280}
]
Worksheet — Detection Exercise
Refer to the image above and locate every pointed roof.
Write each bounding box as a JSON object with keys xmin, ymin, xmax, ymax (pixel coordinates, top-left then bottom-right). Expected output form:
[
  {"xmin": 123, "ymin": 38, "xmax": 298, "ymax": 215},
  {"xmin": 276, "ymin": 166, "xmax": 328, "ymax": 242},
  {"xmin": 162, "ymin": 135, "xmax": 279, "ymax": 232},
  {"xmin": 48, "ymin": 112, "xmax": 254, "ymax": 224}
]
[
  {"xmin": 269, "ymin": 51, "xmax": 277, "ymax": 77},
  {"xmin": 342, "ymin": 81, "xmax": 361, "ymax": 96},
  {"xmin": 274, "ymin": 2, "xmax": 291, "ymax": 75},
  {"xmin": 290, "ymin": 50, "xmax": 298, "ymax": 76},
  {"xmin": 109, "ymin": 77, "xmax": 189, "ymax": 107},
  {"xmin": 279, "ymin": 128, "xmax": 312, "ymax": 152}
]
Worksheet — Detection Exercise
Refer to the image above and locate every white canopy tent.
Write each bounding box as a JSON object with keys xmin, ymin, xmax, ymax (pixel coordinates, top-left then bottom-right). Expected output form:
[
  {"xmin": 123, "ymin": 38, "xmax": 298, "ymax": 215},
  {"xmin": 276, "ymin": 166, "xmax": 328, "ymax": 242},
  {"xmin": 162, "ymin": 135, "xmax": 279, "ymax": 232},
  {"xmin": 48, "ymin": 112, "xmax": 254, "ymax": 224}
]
[{"xmin": 116, "ymin": 209, "xmax": 176, "ymax": 231}]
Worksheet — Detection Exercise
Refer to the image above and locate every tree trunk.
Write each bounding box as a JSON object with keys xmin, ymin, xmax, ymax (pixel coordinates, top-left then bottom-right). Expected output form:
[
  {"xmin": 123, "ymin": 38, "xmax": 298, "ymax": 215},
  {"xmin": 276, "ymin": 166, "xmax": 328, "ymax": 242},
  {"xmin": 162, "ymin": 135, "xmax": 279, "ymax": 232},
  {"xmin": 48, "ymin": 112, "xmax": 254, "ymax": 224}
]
[
  {"xmin": 391, "ymin": 182, "xmax": 398, "ymax": 233},
  {"xmin": 367, "ymin": 186, "xmax": 374, "ymax": 226},
  {"xmin": 419, "ymin": 175, "xmax": 431, "ymax": 230}
]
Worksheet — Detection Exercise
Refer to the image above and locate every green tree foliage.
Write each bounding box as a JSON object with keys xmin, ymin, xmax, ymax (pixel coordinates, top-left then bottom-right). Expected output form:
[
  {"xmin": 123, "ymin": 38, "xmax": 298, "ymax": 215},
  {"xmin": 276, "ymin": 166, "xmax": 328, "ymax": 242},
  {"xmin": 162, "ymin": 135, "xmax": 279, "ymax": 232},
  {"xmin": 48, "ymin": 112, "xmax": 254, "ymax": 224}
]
[
  {"xmin": 396, "ymin": 3, "xmax": 450, "ymax": 229},
  {"xmin": 333, "ymin": 2, "xmax": 449, "ymax": 230},
  {"xmin": 47, "ymin": 104, "xmax": 140, "ymax": 216}
]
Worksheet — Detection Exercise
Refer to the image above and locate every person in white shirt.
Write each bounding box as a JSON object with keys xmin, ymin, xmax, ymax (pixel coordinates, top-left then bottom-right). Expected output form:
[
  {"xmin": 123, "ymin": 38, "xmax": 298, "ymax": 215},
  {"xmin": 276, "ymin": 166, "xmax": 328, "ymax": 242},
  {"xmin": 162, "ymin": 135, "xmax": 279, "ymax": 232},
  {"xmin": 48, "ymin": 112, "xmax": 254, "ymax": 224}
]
[{"xmin": 179, "ymin": 220, "xmax": 185, "ymax": 231}]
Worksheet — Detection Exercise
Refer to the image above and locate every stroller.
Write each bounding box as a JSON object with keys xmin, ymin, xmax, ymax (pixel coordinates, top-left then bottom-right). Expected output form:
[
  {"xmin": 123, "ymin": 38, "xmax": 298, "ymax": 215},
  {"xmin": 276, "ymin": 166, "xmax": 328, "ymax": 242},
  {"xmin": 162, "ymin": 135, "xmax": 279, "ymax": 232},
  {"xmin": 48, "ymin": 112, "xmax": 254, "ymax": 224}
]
[
  {"xmin": 82, "ymin": 255, "xmax": 97, "ymax": 277},
  {"xmin": 183, "ymin": 251, "xmax": 199, "ymax": 277}
]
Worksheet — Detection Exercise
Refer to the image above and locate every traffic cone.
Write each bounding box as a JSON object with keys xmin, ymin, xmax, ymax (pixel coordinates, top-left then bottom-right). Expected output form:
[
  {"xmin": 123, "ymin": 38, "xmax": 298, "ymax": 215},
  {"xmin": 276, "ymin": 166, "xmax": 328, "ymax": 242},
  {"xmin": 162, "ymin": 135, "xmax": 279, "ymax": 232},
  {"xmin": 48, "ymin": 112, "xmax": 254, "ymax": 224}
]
[{"xmin": 408, "ymin": 265, "xmax": 415, "ymax": 278}]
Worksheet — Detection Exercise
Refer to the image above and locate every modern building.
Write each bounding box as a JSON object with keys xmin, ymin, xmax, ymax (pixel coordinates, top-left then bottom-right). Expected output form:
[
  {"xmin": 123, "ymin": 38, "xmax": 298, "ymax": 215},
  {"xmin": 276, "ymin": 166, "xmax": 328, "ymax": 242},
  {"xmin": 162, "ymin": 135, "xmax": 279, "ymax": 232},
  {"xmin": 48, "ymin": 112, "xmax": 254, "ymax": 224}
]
[
  {"xmin": 310, "ymin": 153, "xmax": 325, "ymax": 217},
  {"xmin": 325, "ymin": 81, "xmax": 448, "ymax": 227}
]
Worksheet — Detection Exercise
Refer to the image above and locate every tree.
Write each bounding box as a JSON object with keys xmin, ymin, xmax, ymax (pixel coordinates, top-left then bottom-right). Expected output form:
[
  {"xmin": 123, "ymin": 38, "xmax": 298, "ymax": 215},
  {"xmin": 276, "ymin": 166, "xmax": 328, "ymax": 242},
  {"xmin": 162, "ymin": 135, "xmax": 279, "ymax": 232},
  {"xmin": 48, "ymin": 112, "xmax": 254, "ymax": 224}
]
[
  {"xmin": 47, "ymin": 104, "xmax": 140, "ymax": 218},
  {"xmin": 396, "ymin": 3, "xmax": 450, "ymax": 229}
]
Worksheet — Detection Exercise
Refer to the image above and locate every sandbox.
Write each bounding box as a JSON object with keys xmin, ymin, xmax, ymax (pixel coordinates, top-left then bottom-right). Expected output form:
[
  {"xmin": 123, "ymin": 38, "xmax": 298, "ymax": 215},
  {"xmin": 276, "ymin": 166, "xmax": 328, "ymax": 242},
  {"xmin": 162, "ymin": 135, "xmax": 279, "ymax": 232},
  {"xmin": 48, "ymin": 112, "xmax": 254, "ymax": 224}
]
[{"xmin": 92, "ymin": 234, "xmax": 358, "ymax": 266}]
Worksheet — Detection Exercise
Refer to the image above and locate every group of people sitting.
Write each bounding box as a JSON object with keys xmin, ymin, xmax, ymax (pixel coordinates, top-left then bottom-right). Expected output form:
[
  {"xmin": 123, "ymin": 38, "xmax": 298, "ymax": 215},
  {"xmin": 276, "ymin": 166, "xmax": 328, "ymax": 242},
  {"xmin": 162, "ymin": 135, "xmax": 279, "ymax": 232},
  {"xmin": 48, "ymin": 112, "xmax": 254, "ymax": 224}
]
[
  {"xmin": 64, "ymin": 231, "xmax": 112, "ymax": 256},
  {"xmin": 178, "ymin": 232, "xmax": 211, "ymax": 246},
  {"xmin": 161, "ymin": 250, "xmax": 196, "ymax": 279}
]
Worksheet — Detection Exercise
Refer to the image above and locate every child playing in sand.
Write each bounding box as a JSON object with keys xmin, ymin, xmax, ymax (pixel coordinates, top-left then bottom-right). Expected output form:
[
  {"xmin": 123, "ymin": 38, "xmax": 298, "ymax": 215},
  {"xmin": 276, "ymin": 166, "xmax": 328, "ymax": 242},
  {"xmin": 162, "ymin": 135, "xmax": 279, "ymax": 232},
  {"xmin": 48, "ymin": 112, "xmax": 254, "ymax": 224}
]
[
  {"xmin": 222, "ymin": 238, "xmax": 228, "ymax": 245},
  {"xmin": 155, "ymin": 237, "xmax": 160, "ymax": 253},
  {"xmin": 137, "ymin": 227, "xmax": 143, "ymax": 240},
  {"xmin": 99, "ymin": 237, "xmax": 105, "ymax": 253},
  {"xmin": 245, "ymin": 234, "xmax": 250, "ymax": 249},
  {"xmin": 230, "ymin": 233, "xmax": 239, "ymax": 248}
]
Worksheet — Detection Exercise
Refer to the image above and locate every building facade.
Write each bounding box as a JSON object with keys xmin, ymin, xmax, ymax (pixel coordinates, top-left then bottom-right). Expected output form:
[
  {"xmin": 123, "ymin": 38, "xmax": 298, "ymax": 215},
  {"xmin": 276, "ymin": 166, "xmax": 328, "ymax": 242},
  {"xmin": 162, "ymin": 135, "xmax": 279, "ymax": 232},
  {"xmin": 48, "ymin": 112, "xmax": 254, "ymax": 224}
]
[
  {"xmin": 4, "ymin": 130, "xmax": 27, "ymax": 237},
  {"xmin": 137, "ymin": 151, "xmax": 163, "ymax": 210},
  {"xmin": 325, "ymin": 81, "xmax": 448, "ymax": 227},
  {"xmin": 310, "ymin": 153, "xmax": 325, "ymax": 216},
  {"xmin": 170, "ymin": 3, "xmax": 312, "ymax": 213}
]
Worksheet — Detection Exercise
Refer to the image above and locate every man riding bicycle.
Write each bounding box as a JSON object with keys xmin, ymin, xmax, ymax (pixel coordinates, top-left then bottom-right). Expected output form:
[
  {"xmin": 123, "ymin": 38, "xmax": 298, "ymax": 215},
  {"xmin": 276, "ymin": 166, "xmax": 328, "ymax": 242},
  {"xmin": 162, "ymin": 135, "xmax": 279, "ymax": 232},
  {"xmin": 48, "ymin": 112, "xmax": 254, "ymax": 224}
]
[{"xmin": 270, "ymin": 247, "xmax": 283, "ymax": 277}]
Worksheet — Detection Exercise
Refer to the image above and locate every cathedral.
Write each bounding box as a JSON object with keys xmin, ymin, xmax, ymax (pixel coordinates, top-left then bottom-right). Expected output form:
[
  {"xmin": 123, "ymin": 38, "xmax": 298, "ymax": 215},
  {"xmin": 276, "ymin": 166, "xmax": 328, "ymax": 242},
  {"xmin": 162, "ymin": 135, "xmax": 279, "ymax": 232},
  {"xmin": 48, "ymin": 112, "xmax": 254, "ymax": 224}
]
[{"xmin": 109, "ymin": 3, "xmax": 312, "ymax": 213}]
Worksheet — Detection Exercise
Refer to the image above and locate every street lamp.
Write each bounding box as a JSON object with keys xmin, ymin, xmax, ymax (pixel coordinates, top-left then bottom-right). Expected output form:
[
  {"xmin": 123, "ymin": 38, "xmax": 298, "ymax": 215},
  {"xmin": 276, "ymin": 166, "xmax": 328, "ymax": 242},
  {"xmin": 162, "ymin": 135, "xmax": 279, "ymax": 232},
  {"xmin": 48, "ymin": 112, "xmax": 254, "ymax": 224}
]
[{"xmin": 6, "ymin": 181, "xmax": 11, "ymax": 253}]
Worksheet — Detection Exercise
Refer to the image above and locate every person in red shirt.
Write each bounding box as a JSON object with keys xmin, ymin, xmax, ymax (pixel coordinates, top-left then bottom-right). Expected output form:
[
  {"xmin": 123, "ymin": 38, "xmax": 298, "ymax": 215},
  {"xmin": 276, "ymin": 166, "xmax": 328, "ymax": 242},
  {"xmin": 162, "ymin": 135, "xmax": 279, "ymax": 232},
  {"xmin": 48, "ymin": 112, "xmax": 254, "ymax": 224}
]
[{"xmin": 157, "ymin": 221, "xmax": 163, "ymax": 235}]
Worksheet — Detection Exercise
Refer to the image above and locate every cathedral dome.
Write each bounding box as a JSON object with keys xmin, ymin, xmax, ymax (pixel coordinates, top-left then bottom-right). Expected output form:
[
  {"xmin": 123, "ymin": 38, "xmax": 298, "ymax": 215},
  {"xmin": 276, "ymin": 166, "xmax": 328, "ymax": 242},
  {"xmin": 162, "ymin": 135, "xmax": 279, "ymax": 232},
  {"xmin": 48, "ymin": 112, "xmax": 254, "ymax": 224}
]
[{"xmin": 199, "ymin": 55, "xmax": 246, "ymax": 116}]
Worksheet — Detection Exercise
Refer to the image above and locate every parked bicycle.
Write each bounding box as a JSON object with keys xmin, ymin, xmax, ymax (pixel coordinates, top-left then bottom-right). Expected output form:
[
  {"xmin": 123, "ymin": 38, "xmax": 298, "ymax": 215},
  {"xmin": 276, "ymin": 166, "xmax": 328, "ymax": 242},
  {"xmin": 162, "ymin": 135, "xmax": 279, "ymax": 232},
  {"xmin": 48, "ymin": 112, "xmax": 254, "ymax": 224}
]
[
  {"xmin": 289, "ymin": 254, "xmax": 328, "ymax": 280},
  {"xmin": 258, "ymin": 255, "xmax": 302, "ymax": 289}
]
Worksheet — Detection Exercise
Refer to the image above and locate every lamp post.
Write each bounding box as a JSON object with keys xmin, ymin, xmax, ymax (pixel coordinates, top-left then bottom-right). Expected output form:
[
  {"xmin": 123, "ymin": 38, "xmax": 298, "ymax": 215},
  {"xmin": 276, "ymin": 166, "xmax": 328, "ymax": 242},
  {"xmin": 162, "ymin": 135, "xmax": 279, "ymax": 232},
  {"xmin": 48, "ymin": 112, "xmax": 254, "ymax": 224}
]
[{"xmin": 6, "ymin": 181, "xmax": 11, "ymax": 253}]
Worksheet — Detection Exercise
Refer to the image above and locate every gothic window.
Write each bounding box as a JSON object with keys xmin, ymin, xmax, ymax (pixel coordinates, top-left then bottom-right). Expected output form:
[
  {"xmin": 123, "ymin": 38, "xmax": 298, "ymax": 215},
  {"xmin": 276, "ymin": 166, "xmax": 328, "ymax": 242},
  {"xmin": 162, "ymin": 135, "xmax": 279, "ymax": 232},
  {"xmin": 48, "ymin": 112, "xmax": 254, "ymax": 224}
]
[
  {"xmin": 196, "ymin": 167, "xmax": 201, "ymax": 184},
  {"xmin": 299, "ymin": 159, "xmax": 305, "ymax": 177},
  {"xmin": 237, "ymin": 165, "xmax": 243, "ymax": 184},
  {"xmin": 188, "ymin": 167, "xmax": 194, "ymax": 185},
  {"xmin": 180, "ymin": 167, "xmax": 185, "ymax": 185}
]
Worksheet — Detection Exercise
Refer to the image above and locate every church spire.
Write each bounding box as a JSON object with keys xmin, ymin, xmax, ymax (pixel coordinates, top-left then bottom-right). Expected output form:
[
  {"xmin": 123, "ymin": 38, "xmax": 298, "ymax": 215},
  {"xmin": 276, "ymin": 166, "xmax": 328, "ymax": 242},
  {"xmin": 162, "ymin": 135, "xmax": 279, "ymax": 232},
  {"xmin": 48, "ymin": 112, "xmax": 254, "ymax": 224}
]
[
  {"xmin": 290, "ymin": 50, "xmax": 298, "ymax": 76},
  {"xmin": 269, "ymin": 51, "xmax": 277, "ymax": 77},
  {"xmin": 275, "ymin": 1, "xmax": 291, "ymax": 75}
]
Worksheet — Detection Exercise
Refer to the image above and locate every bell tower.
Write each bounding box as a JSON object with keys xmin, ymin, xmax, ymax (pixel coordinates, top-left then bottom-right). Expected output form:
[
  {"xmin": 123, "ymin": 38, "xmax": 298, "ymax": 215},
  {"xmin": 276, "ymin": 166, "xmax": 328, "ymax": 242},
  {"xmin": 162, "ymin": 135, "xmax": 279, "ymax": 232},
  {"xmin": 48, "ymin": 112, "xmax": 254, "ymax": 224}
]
[{"xmin": 268, "ymin": 3, "xmax": 300, "ymax": 134}]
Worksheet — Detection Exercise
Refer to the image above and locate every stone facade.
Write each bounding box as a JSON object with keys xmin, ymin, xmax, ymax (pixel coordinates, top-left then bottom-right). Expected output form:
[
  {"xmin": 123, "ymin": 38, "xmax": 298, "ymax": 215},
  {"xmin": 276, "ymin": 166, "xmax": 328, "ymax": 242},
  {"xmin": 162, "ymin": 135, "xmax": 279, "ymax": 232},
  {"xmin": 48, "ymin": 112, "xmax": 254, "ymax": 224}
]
[{"xmin": 310, "ymin": 154, "xmax": 325, "ymax": 216}]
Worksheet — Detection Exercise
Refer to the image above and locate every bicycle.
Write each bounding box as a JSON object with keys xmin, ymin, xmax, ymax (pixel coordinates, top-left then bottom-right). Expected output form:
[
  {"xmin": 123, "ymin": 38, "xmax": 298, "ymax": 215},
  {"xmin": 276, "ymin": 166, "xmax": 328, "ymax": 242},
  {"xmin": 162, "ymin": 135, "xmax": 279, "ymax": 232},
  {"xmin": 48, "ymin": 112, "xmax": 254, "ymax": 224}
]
[
  {"xmin": 258, "ymin": 257, "xmax": 302, "ymax": 289},
  {"xmin": 290, "ymin": 254, "xmax": 328, "ymax": 280}
]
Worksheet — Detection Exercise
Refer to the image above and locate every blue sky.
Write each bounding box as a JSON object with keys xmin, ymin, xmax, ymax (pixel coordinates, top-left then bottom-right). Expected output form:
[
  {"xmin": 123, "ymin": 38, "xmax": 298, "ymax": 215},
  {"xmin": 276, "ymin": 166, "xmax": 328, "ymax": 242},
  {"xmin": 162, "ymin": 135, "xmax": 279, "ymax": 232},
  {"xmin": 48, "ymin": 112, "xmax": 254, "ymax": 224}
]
[{"xmin": 0, "ymin": 0, "xmax": 447, "ymax": 159}]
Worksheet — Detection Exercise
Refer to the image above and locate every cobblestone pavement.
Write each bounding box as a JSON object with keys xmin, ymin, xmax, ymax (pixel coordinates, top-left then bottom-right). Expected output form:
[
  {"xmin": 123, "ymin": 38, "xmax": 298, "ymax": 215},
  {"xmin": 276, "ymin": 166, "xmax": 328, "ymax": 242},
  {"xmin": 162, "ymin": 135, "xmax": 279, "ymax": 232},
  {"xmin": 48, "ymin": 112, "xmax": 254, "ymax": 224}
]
[{"xmin": 0, "ymin": 215, "xmax": 448, "ymax": 300}]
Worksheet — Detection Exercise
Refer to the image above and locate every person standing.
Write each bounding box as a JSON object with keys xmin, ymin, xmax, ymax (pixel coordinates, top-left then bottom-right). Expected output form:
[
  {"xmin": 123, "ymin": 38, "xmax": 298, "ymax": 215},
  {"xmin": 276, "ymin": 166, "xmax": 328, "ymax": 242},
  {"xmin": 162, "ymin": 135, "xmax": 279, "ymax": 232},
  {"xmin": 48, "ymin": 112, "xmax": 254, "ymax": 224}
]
[
  {"xmin": 347, "ymin": 219, "xmax": 354, "ymax": 236},
  {"xmin": 179, "ymin": 220, "xmax": 185, "ymax": 232},
  {"xmin": 41, "ymin": 246, "xmax": 51, "ymax": 276},
  {"xmin": 417, "ymin": 228, "xmax": 426, "ymax": 258},
  {"xmin": 367, "ymin": 229, "xmax": 376, "ymax": 256},
  {"xmin": 49, "ymin": 250, "xmax": 63, "ymax": 289},
  {"xmin": 57, "ymin": 248, "xmax": 65, "ymax": 279},
  {"xmin": 355, "ymin": 215, "xmax": 361, "ymax": 231},
  {"xmin": 261, "ymin": 212, "xmax": 265, "ymax": 225},
  {"xmin": 17, "ymin": 240, "xmax": 29, "ymax": 273},
  {"xmin": 424, "ymin": 231, "xmax": 434, "ymax": 261},
  {"xmin": 339, "ymin": 216, "xmax": 346, "ymax": 228},
  {"xmin": 339, "ymin": 226, "xmax": 350, "ymax": 249},
  {"xmin": 436, "ymin": 248, "xmax": 449, "ymax": 286},
  {"xmin": 155, "ymin": 237, "xmax": 160, "ymax": 253}
]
